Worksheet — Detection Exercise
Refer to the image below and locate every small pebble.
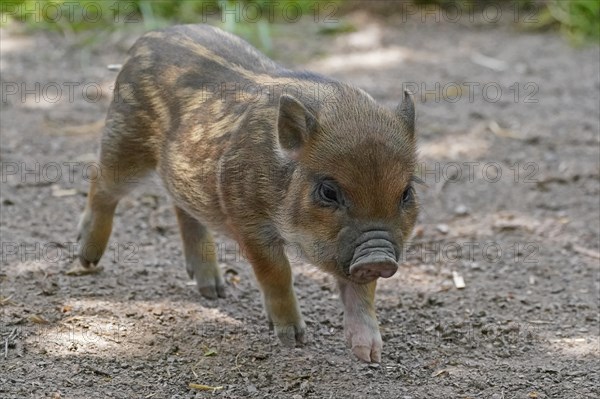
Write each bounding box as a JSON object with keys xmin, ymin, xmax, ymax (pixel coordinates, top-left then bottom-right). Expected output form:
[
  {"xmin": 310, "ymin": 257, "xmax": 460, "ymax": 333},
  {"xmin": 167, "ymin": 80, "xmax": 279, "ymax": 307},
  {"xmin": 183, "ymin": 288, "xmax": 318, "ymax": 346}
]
[
  {"xmin": 436, "ymin": 224, "xmax": 449, "ymax": 234},
  {"xmin": 454, "ymin": 204, "xmax": 469, "ymax": 216},
  {"xmin": 247, "ymin": 384, "xmax": 257, "ymax": 393},
  {"xmin": 468, "ymin": 262, "xmax": 482, "ymax": 270}
]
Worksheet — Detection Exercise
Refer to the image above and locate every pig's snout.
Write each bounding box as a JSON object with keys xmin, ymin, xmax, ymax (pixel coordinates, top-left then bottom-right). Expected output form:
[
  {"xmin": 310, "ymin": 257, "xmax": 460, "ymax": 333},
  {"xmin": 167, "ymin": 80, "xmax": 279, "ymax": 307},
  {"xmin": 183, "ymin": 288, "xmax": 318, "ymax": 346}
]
[{"xmin": 348, "ymin": 231, "xmax": 399, "ymax": 281}]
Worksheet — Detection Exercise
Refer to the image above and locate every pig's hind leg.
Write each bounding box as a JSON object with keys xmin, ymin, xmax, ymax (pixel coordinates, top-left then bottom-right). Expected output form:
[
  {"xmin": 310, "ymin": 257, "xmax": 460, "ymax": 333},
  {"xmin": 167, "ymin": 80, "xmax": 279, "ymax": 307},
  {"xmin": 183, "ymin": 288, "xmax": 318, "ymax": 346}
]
[{"xmin": 174, "ymin": 206, "xmax": 226, "ymax": 299}]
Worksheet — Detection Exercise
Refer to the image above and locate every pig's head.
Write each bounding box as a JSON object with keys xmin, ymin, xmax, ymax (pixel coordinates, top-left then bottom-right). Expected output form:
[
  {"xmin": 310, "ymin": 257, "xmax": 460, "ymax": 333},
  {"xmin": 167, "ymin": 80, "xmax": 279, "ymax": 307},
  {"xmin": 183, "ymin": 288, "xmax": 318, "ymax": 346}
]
[{"xmin": 277, "ymin": 86, "xmax": 418, "ymax": 284}]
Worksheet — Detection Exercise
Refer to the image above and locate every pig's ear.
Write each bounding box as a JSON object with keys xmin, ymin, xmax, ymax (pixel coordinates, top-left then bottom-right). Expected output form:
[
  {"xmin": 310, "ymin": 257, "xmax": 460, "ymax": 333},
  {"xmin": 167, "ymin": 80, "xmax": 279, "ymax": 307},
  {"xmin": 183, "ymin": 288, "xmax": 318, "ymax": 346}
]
[
  {"xmin": 395, "ymin": 89, "xmax": 415, "ymax": 135},
  {"xmin": 277, "ymin": 94, "xmax": 317, "ymax": 160}
]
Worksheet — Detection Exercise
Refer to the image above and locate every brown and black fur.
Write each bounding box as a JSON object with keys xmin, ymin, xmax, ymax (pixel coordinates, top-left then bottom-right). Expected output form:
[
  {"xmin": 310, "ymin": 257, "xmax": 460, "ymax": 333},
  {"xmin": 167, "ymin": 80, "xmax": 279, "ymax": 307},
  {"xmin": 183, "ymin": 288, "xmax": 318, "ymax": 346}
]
[{"xmin": 77, "ymin": 24, "xmax": 418, "ymax": 363}]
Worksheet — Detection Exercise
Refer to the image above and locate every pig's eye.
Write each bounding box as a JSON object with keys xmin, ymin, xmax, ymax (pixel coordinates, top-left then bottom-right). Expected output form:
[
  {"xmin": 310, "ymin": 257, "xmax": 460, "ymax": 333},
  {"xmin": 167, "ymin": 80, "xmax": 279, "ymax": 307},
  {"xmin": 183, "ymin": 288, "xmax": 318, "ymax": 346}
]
[
  {"xmin": 316, "ymin": 180, "xmax": 341, "ymax": 206},
  {"xmin": 401, "ymin": 185, "xmax": 415, "ymax": 207}
]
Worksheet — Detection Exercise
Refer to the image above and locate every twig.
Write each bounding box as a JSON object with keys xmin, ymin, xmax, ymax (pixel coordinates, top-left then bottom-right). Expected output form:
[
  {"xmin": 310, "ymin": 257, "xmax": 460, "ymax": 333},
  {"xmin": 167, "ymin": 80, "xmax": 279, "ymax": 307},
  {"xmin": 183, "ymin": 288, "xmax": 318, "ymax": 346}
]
[
  {"xmin": 190, "ymin": 360, "xmax": 202, "ymax": 379},
  {"xmin": 232, "ymin": 349, "xmax": 246, "ymax": 376},
  {"xmin": 85, "ymin": 365, "xmax": 111, "ymax": 378},
  {"xmin": 107, "ymin": 64, "xmax": 122, "ymax": 71},
  {"xmin": 572, "ymin": 245, "xmax": 600, "ymax": 260},
  {"xmin": 3, "ymin": 327, "xmax": 19, "ymax": 359}
]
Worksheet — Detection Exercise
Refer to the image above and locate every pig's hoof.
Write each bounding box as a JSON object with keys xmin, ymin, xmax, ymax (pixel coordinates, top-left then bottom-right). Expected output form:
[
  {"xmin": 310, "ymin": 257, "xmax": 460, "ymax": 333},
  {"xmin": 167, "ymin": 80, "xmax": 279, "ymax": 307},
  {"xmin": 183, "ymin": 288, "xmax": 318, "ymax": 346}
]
[
  {"xmin": 351, "ymin": 343, "xmax": 381, "ymax": 364},
  {"xmin": 77, "ymin": 239, "xmax": 102, "ymax": 268},
  {"xmin": 196, "ymin": 276, "xmax": 226, "ymax": 299},
  {"xmin": 78, "ymin": 255, "xmax": 97, "ymax": 268},
  {"xmin": 345, "ymin": 320, "xmax": 382, "ymax": 363},
  {"xmin": 273, "ymin": 321, "xmax": 307, "ymax": 347}
]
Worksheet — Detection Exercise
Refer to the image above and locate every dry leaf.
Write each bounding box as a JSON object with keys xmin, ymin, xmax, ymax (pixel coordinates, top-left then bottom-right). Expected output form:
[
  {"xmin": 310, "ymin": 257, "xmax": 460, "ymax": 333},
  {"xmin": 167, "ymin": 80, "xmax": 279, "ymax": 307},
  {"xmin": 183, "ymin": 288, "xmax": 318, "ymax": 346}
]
[
  {"xmin": 470, "ymin": 52, "xmax": 508, "ymax": 71},
  {"xmin": 188, "ymin": 383, "xmax": 223, "ymax": 391},
  {"xmin": 65, "ymin": 265, "xmax": 103, "ymax": 276},
  {"xmin": 225, "ymin": 268, "xmax": 241, "ymax": 286},
  {"xmin": 29, "ymin": 314, "xmax": 49, "ymax": 324},
  {"xmin": 227, "ymin": 275, "xmax": 241, "ymax": 286},
  {"xmin": 204, "ymin": 347, "xmax": 218, "ymax": 357},
  {"xmin": 60, "ymin": 305, "xmax": 73, "ymax": 313},
  {"xmin": 488, "ymin": 120, "xmax": 522, "ymax": 139},
  {"xmin": 0, "ymin": 295, "xmax": 16, "ymax": 306},
  {"xmin": 492, "ymin": 213, "xmax": 539, "ymax": 233}
]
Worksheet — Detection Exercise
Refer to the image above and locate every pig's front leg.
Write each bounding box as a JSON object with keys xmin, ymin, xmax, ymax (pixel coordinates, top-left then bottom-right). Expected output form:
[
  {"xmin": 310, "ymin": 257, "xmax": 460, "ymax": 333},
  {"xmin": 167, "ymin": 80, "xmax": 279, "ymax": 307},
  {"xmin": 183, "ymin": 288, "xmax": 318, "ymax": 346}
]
[
  {"xmin": 338, "ymin": 279, "xmax": 382, "ymax": 363},
  {"xmin": 242, "ymin": 238, "xmax": 306, "ymax": 347}
]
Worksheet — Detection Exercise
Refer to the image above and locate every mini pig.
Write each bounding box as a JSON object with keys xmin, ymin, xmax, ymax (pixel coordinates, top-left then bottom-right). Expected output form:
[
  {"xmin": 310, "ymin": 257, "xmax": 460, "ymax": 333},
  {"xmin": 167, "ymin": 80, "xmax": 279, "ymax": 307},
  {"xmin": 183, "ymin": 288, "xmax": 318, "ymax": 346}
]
[{"xmin": 77, "ymin": 24, "xmax": 418, "ymax": 363}]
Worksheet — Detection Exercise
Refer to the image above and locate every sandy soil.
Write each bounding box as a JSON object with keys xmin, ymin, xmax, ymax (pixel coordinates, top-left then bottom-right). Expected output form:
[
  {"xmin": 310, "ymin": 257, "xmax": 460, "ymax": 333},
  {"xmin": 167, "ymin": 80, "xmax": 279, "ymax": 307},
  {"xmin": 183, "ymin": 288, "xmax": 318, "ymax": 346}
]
[{"xmin": 1, "ymin": 8, "xmax": 599, "ymax": 399}]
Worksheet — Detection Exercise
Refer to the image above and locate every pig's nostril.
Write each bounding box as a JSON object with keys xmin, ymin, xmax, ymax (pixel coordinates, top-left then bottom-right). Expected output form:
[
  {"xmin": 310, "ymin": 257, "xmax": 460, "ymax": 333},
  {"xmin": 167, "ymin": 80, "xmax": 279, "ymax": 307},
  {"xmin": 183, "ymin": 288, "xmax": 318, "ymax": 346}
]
[
  {"xmin": 349, "ymin": 261, "xmax": 398, "ymax": 280},
  {"xmin": 378, "ymin": 268, "xmax": 396, "ymax": 278}
]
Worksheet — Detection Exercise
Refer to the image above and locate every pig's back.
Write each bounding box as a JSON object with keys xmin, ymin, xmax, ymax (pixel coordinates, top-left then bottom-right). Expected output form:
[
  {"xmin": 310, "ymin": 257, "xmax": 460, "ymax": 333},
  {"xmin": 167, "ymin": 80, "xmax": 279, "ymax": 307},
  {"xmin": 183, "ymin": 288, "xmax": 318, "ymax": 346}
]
[{"xmin": 124, "ymin": 24, "xmax": 282, "ymax": 90}]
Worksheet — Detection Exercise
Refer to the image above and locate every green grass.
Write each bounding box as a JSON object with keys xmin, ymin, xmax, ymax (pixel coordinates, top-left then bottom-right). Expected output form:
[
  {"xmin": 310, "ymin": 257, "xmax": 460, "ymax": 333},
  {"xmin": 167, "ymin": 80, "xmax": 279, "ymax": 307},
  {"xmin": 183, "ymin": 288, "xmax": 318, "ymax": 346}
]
[
  {"xmin": 0, "ymin": 1, "xmax": 339, "ymax": 51},
  {"xmin": 547, "ymin": 0, "xmax": 600, "ymax": 45},
  {"xmin": 1, "ymin": 1, "xmax": 598, "ymax": 46},
  {"xmin": 412, "ymin": 0, "xmax": 599, "ymax": 45},
  {"xmin": 0, "ymin": 0, "xmax": 335, "ymax": 29}
]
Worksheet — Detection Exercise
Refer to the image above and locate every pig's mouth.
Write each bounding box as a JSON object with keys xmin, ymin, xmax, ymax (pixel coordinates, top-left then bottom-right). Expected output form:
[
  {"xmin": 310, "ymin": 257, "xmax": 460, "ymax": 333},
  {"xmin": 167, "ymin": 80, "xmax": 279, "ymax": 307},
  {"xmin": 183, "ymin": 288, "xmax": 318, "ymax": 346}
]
[{"xmin": 345, "ymin": 230, "xmax": 400, "ymax": 284}]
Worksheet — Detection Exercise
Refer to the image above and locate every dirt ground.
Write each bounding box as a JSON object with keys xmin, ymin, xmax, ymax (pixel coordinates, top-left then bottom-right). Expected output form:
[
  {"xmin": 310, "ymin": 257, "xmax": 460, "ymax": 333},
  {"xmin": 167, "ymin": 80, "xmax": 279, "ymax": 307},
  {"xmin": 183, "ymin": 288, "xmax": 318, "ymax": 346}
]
[{"xmin": 1, "ymin": 7, "xmax": 599, "ymax": 399}]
